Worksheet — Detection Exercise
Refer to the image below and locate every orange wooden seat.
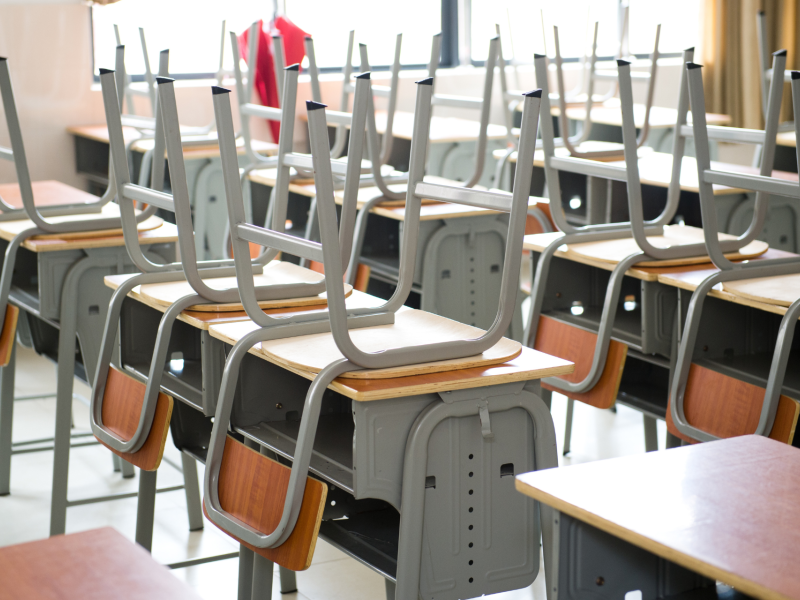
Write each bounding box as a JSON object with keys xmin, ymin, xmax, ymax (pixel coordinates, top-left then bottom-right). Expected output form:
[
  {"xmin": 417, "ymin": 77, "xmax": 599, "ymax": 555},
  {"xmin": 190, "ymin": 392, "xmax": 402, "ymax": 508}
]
[
  {"xmin": 95, "ymin": 367, "xmax": 173, "ymax": 471},
  {"xmin": 533, "ymin": 315, "xmax": 628, "ymax": 409},
  {"xmin": 0, "ymin": 304, "xmax": 19, "ymax": 367},
  {"xmin": 666, "ymin": 364, "xmax": 800, "ymax": 444},
  {"xmin": 0, "ymin": 527, "xmax": 202, "ymax": 599},
  {"xmin": 309, "ymin": 260, "xmax": 371, "ymax": 293},
  {"xmin": 205, "ymin": 435, "xmax": 327, "ymax": 571}
]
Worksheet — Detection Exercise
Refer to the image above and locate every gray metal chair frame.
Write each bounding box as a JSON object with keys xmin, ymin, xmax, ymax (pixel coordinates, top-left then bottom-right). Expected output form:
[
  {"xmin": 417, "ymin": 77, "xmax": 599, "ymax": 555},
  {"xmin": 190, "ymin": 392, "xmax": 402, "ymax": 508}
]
[
  {"xmin": 552, "ymin": 23, "xmax": 660, "ymax": 160},
  {"xmin": 524, "ymin": 50, "xmax": 786, "ymax": 397},
  {"xmin": 342, "ymin": 34, "xmax": 500, "ymax": 284},
  {"xmin": 756, "ymin": 11, "xmax": 795, "ymax": 134},
  {"xmin": 203, "ymin": 74, "xmax": 542, "ymax": 556},
  {"xmin": 89, "ymin": 69, "xmax": 325, "ymax": 456},
  {"xmin": 0, "ymin": 57, "xmax": 160, "ymax": 340},
  {"xmin": 669, "ymin": 66, "xmax": 800, "ymax": 443}
]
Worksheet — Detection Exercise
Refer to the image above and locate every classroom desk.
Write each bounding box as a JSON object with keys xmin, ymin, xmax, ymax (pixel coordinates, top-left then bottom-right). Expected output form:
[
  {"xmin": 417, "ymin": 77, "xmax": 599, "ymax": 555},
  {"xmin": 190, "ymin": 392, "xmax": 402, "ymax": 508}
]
[
  {"xmin": 68, "ymin": 125, "xmax": 277, "ymax": 260},
  {"xmin": 109, "ymin": 272, "xmax": 574, "ymax": 598},
  {"xmin": 516, "ymin": 435, "xmax": 800, "ymax": 600},
  {"xmin": 207, "ymin": 311, "xmax": 572, "ymax": 598},
  {"xmin": 0, "ymin": 206, "xmax": 177, "ymax": 537}
]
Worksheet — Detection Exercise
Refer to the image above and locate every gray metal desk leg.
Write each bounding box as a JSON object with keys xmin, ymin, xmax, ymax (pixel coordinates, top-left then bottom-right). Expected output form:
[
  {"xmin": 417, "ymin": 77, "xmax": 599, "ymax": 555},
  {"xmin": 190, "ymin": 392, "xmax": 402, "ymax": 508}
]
[
  {"xmin": 181, "ymin": 451, "xmax": 204, "ymax": 531},
  {"xmin": 394, "ymin": 391, "xmax": 558, "ymax": 600},
  {"xmin": 278, "ymin": 567, "xmax": 297, "ymax": 593},
  {"xmin": 0, "ymin": 342, "xmax": 16, "ymax": 495},
  {"xmin": 50, "ymin": 256, "xmax": 97, "ymax": 536},
  {"xmin": 121, "ymin": 457, "xmax": 135, "ymax": 478},
  {"xmin": 562, "ymin": 398, "xmax": 575, "ymax": 456},
  {"xmin": 113, "ymin": 453, "xmax": 136, "ymax": 478},
  {"xmin": 238, "ymin": 545, "xmax": 255, "ymax": 600},
  {"xmin": 385, "ymin": 578, "xmax": 396, "ymax": 600},
  {"xmin": 136, "ymin": 468, "xmax": 158, "ymax": 551},
  {"xmin": 643, "ymin": 415, "xmax": 658, "ymax": 452},
  {"xmin": 251, "ymin": 553, "xmax": 274, "ymax": 600}
]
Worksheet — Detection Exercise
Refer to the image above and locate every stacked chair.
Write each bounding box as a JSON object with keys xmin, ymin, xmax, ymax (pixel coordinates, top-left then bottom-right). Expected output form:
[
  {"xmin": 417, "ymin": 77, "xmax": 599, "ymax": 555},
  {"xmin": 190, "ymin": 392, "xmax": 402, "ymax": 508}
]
[{"xmin": 525, "ymin": 48, "xmax": 787, "ymax": 451}]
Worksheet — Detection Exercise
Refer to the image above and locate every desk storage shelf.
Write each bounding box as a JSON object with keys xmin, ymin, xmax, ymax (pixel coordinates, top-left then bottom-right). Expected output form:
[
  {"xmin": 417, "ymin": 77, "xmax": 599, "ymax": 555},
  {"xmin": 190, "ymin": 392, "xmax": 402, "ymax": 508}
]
[{"xmin": 532, "ymin": 253, "xmax": 677, "ymax": 357}]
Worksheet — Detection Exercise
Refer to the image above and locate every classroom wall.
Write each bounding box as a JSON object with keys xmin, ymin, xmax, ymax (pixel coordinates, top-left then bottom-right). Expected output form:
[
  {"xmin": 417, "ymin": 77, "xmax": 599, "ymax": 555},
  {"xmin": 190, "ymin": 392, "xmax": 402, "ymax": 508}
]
[{"xmin": 0, "ymin": 3, "xmax": 687, "ymax": 189}]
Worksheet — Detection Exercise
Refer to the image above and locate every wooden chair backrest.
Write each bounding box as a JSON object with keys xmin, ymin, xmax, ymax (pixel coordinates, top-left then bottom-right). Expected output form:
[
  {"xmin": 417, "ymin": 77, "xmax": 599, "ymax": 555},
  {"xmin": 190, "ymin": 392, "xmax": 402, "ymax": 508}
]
[
  {"xmin": 534, "ymin": 315, "xmax": 627, "ymax": 409},
  {"xmin": 667, "ymin": 364, "xmax": 800, "ymax": 444},
  {"xmin": 209, "ymin": 436, "xmax": 327, "ymax": 571},
  {"xmin": 96, "ymin": 367, "xmax": 173, "ymax": 471}
]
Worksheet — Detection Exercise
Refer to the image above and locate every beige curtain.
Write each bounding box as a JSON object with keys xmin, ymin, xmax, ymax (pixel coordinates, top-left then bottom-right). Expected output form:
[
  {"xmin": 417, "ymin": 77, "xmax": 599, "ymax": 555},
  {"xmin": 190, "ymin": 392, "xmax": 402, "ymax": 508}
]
[{"xmin": 702, "ymin": 0, "xmax": 800, "ymax": 128}]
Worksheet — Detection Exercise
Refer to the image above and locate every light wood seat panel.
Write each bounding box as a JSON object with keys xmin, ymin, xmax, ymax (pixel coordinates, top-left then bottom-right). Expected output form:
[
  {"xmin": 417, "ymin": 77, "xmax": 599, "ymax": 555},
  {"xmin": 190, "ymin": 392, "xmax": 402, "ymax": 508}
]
[
  {"xmin": 210, "ymin": 307, "xmax": 523, "ymax": 380},
  {"xmin": 533, "ymin": 315, "xmax": 627, "ymax": 409},
  {"xmin": 207, "ymin": 436, "xmax": 327, "ymax": 571},
  {"xmin": 138, "ymin": 261, "xmax": 352, "ymax": 312},
  {"xmin": 666, "ymin": 363, "xmax": 799, "ymax": 445}
]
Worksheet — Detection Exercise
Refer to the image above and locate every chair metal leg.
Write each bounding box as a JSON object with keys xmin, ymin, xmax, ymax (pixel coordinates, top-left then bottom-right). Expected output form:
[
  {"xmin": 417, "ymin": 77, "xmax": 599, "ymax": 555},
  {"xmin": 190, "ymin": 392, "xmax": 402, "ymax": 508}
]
[
  {"xmin": 385, "ymin": 578, "xmax": 396, "ymax": 600},
  {"xmin": 181, "ymin": 451, "xmax": 204, "ymax": 531},
  {"xmin": 0, "ymin": 343, "xmax": 16, "ymax": 495},
  {"xmin": 643, "ymin": 415, "xmax": 658, "ymax": 452},
  {"xmin": 238, "ymin": 545, "xmax": 255, "ymax": 600},
  {"xmin": 120, "ymin": 455, "xmax": 135, "ymax": 478},
  {"xmin": 665, "ymin": 432, "xmax": 682, "ymax": 449},
  {"xmin": 251, "ymin": 553, "xmax": 274, "ymax": 600},
  {"xmin": 562, "ymin": 398, "xmax": 575, "ymax": 456},
  {"xmin": 112, "ymin": 453, "xmax": 121, "ymax": 472},
  {"xmin": 135, "ymin": 468, "xmax": 158, "ymax": 551},
  {"xmin": 278, "ymin": 567, "xmax": 297, "ymax": 594}
]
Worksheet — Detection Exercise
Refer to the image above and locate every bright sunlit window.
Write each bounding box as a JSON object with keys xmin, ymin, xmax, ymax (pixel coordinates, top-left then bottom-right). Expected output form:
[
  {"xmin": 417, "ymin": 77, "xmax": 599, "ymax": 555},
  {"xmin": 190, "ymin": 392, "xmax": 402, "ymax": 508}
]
[
  {"xmin": 92, "ymin": 0, "xmax": 441, "ymax": 78},
  {"xmin": 470, "ymin": 0, "xmax": 702, "ymax": 62}
]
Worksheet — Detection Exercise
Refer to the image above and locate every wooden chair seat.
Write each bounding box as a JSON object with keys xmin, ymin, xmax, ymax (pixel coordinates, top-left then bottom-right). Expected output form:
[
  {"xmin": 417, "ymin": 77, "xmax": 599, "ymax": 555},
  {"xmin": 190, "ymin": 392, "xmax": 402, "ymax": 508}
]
[
  {"xmin": 95, "ymin": 367, "xmax": 173, "ymax": 471},
  {"xmin": 211, "ymin": 308, "xmax": 523, "ymax": 380},
  {"xmin": 721, "ymin": 273, "xmax": 800, "ymax": 307},
  {"xmin": 138, "ymin": 261, "xmax": 353, "ymax": 312},
  {"xmin": 563, "ymin": 225, "xmax": 768, "ymax": 268},
  {"xmin": 0, "ymin": 527, "xmax": 202, "ymax": 599},
  {"xmin": 666, "ymin": 364, "xmax": 800, "ymax": 444},
  {"xmin": 533, "ymin": 315, "xmax": 627, "ymax": 409},
  {"xmin": 205, "ymin": 435, "xmax": 327, "ymax": 571},
  {"xmin": 0, "ymin": 304, "xmax": 19, "ymax": 367},
  {"xmin": 308, "ymin": 260, "xmax": 371, "ymax": 293}
]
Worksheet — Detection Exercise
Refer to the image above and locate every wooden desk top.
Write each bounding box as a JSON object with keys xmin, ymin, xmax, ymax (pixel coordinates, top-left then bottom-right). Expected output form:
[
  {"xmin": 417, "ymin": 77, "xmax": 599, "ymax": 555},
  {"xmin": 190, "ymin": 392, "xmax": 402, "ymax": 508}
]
[
  {"xmin": 523, "ymin": 225, "xmax": 768, "ymax": 270},
  {"xmin": 0, "ymin": 527, "xmax": 202, "ymax": 599},
  {"xmin": 777, "ymin": 131, "xmax": 797, "ymax": 148},
  {"xmin": 516, "ymin": 435, "xmax": 800, "ymax": 600},
  {"xmin": 248, "ymin": 168, "xmax": 318, "ymax": 198},
  {"xmin": 0, "ymin": 202, "xmax": 177, "ymax": 252},
  {"xmin": 374, "ymin": 110, "xmax": 508, "ymax": 143},
  {"xmin": 104, "ymin": 275, "xmax": 378, "ymax": 331},
  {"xmin": 0, "ymin": 180, "xmax": 100, "ymax": 209},
  {"xmin": 68, "ymin": 124, "xmax": 277, "ymax": 158},
  {"xmin": 654, "ymin": 248, "xmax": 800, "ymax": 317},
  {"xmin": 552, "ymin": 101, "xmax": 731, "ymax": 130},
  {"xmin": 209, "ymin": 313, "xmax": 572, "ymax": 400}
]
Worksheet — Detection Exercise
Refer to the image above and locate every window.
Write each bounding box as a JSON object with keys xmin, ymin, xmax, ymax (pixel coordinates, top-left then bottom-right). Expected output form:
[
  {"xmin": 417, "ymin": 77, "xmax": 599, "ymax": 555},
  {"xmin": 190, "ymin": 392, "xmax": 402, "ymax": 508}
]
[
  {"xmin": 91, "ymin": 0, "xmax": 441, "ymax": 78},
  {"xmin": 627, "ymin": 0, "xmax": 702, "ymax": 56},
  {"xmin": 469, "ymin": 0, "xmax": 702, "ymax": 62}
]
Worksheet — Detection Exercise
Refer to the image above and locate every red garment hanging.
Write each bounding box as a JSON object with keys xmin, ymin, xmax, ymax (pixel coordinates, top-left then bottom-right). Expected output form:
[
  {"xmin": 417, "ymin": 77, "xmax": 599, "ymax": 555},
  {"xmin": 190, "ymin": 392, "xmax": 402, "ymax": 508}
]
[{"xmin": 238, "ymin": 17, "xmax": 310, "ymax": 142}]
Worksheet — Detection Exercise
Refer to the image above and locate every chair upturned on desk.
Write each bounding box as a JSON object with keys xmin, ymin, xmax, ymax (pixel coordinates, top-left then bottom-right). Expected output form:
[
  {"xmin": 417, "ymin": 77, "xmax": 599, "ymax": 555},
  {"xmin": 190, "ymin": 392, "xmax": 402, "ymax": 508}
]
[
  {"xmin": 501, "ymin": 147, "xmax": 800, "ymax": 252},
  {"xmin": 0, "ymin": 203, "xmax": 178, "ymax": 537},
  {"xmin": 67, "ymin": 125, "xmax": 277, "ymax": 260},
  {"xmin": 523, "ymin": 228, "xmax": 800, "ymax": 449},
  {"xmin": 247, "ymin": 168, "xmax": 550, "ymax": 339},
  {"xmin": 516, "ymin": 435, "xmax": 800, "ymax": 600},
  {"xmin": 106, "ymin": 265, "xmax": 575, "ymax": 597}
]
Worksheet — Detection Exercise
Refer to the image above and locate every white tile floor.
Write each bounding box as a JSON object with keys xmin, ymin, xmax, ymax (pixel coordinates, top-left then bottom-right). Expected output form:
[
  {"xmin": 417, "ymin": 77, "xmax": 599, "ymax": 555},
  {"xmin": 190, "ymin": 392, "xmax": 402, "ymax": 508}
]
[{"xmin": 0, "ymin": 345, "xmax": 666, "ymax": 599}]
